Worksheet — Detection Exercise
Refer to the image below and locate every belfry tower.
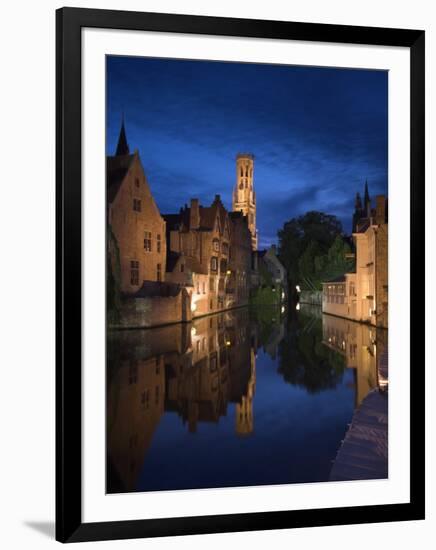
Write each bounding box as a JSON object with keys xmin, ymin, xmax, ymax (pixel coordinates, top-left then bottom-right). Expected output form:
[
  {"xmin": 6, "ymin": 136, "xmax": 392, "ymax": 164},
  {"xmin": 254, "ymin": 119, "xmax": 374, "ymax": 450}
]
[{"xmin": 232, "ymin": 153, "xmax": 258, "ymax": 250}]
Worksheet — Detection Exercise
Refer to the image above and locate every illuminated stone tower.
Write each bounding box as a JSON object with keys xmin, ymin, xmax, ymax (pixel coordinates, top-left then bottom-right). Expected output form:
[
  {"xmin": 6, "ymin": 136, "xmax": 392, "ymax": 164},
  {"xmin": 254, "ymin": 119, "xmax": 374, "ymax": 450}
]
[{"xmin": 232, "ymin": 153, "xmax": 258, "ymax": 250}]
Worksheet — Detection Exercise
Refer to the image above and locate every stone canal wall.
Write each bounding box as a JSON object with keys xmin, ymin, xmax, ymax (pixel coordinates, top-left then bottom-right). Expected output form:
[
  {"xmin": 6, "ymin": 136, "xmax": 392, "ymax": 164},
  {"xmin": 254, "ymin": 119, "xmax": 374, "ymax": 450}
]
[
  {"xmin": 299, "ymin": 290, "xmax": 322, "ymax": 306},
  {"xmin": 113, "ymin": 292, "xmax": 191, "ymax": 329}
]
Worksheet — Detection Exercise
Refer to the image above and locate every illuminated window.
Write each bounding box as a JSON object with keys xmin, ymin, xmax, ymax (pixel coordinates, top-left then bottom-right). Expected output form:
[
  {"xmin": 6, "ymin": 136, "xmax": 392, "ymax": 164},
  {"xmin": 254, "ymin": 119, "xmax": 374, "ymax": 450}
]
[
  {"xmin": 130, "ymin": 260, "xmax": 139, "ymax": 286},
  {"xmin": 144, "ymin": 231, "xmax": 152, "ymax": 251}
]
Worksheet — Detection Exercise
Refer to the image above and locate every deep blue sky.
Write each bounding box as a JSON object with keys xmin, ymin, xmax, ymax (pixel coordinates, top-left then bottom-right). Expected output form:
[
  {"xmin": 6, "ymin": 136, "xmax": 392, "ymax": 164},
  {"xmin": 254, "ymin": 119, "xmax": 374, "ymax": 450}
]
[{"xmin": 107, "ymin": 56, "xmax": 387, "ymax": 248}]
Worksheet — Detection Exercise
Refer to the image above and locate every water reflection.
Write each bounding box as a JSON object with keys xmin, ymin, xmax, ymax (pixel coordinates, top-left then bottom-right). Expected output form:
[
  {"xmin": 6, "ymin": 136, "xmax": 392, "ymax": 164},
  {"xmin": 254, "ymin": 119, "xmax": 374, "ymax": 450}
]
[
  {"xmin": 107, "ymin": 305, "xmax": 387, "ymax": 493},
  {"xmin": 321, "ymin": 312, "xmax": 388, "ymax": 406}
]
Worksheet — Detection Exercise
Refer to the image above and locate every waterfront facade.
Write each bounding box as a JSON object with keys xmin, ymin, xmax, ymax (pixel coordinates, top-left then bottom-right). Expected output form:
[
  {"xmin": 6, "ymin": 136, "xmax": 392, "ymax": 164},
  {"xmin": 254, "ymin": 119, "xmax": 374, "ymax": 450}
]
[
  {"xmin": 322, "ymin": 186, "xmax": 388, "ymax": 328},
  {"xmin": 107, "ymin": 122, "xmax": 167, "ymax": 293},
  {"xmin": 107, "ymin": 121, "xmax": 266, "ymax": 328}
]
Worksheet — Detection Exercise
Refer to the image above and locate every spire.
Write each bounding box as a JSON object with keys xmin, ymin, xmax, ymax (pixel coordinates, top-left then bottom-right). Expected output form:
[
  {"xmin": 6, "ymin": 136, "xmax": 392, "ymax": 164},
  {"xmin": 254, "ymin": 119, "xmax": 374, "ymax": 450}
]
[
  {"xmin": 115, "ymin": 115, "xmax": 130, "ymax": 156},
  {"xmin": 364, "ymin": 180, "xmax": 370, "ymax": 206},
  {"xmin": 355, "ymin": 192, "xmax": 362, "ymax": 210}
]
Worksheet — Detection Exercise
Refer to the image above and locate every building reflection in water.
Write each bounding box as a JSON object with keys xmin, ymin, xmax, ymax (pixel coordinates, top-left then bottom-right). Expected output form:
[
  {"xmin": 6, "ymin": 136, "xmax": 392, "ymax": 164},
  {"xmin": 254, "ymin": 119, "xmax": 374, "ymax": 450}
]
[
  {"xmin": 107, "ymin": 308, "xmax": 260, "ymax": 492},
  {"xmin": 321, "ymin": 313, "xmax": 388, "ymax": 407},
  {"xmin": 107, "ymin": 305, "xmax": 388, "ymax": 493}
]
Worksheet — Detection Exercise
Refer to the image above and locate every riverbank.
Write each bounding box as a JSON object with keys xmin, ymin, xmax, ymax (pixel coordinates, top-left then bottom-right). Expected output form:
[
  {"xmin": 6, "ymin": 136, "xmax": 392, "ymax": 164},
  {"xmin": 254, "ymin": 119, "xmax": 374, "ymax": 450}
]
[{"xmin": 330, "ymin": 389, "xmax": 388, "ymax": 481}]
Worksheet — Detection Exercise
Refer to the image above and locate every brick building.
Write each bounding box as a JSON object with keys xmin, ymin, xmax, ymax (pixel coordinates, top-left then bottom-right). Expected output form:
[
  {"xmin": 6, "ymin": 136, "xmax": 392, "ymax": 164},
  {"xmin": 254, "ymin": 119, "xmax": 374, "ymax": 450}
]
[
  {"xmin": 322, "ymin": 187, "xmax": 388, "ymax": 329},
  {"xmin": 107, "ymin": 120, "xmax": 167, "ymax": 294},
  {"xmin": 164, "ymin": 194, "xmax": 252, "ymax": 317}
]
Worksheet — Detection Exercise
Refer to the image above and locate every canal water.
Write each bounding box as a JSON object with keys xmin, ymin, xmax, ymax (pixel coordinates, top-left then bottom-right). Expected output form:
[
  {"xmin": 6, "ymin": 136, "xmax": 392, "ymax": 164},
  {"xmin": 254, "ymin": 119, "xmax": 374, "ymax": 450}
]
[{"xmin": 107, "ymin": 304, "xmax": 387, "ymax": 493}]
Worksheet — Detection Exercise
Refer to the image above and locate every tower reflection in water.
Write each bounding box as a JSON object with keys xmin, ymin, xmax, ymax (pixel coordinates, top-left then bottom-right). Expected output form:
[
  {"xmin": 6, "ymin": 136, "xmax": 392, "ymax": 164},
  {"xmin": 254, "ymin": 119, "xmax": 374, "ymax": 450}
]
[
  {"xmin": 107, "ymin": 305, "xmax": 387, "ymax": 493},
  {"xmin": 107, "ymin": 309, "xmax": 258, "ymax": 492}
]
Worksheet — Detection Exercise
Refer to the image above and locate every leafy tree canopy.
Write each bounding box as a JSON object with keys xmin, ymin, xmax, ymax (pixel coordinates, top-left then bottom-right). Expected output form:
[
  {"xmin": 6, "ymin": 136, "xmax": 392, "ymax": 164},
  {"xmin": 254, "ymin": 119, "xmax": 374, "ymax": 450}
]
[{"xmin": 278, "ymin": 211, "xmax": 354, "ymax": 291}]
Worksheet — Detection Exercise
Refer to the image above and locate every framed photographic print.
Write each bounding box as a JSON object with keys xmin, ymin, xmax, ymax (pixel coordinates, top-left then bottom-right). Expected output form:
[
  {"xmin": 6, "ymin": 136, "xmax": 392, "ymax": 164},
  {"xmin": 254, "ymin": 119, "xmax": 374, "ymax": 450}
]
[{"xmin": 56, "ymin": 7, "xmax": 425, "ymax": 543}]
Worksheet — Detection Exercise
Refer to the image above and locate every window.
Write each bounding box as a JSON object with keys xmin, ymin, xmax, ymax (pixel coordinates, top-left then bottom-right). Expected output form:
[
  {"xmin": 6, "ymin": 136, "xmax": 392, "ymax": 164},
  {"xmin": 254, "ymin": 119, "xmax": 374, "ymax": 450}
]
[
  {"xmin": 157, "ymin": 263, "xmax": 162, "ymax": 282},
  {"xmin": 239, "ymin": 183, "xmax": 243, "ymax": 190},
  {"xmin": 144, "ymin": 231, "xmax": 152, "ymax": 252},
  {"xmin": 135, "ymin": 178, "xmax": 140, "ymax": 188},
  {"xmin": 209, "ymin": 276, "xmax": 215, "ymax": 292},
  {"xmin": 202, "ymin": 282, "xmax": 206, "ymax": 294},
  {"xmin": 197, "ymin": 281, "xmax": 200, "ymax": 294},
  {"xmin": 222, "ymin": 242, "xmax": 229, "ymax": 255},
  {"xmin": 130, "ymin": 260, "xmax": 139, "ymax": 286},
  {"xmin": 129, "ymin": 362, "xmax": 138, "ymax": 384},
  {"xmin": 141, "ymin": 389, "xmax": 150, "ymax": 409},
  {"xmin": 210, "ymin": 257, "xmax": 218, "ymax": 272},
  {"xmin": 157, "ymin": 234, "xmax": 161, "ymax": 253},
  {"xmin": 220, "ymin": 259, "xmax": 227, "ymax": 273},
  {"xmin": 133, "ymin": 198, "xmax": 141, "ymax": 212},
  {"xmin": 213, "ymin": 239, "xmax": 220, "ymax": 252},
  {"xmin": 240, "ymin": 167, "xmax": 243, "ymax": 177},
  {"xmin": 180, "ymin": 263, "xmax": 184, "ymax": 273}
]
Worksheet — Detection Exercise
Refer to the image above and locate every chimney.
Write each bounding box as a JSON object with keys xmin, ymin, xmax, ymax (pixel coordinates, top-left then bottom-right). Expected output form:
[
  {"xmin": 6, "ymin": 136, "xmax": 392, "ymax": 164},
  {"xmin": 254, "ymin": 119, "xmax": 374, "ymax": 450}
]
[
  {"xmin": 190, "ymin": 198, "xmax": 200, "ymax": 229},
  {"xmin": 375, "ymin": 195, "xmax": 387, "ymax": 224},
  {"xmin": 214, "ymin": 194, "xmax": 221, "ymax": 203}
]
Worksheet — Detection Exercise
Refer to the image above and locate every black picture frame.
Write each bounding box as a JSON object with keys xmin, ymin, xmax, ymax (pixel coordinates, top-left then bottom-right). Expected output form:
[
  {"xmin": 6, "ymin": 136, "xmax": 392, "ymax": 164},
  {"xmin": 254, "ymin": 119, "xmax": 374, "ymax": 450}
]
[{"xmin": 56, "ymin": 7, "xmax": 425, "ymax": 543}]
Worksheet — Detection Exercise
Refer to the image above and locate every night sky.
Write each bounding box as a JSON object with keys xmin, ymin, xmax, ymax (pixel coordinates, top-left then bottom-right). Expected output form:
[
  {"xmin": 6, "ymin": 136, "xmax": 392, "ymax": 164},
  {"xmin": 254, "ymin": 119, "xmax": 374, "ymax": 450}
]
[{"xmin": 107, "ymin": 56, "xmax": 388, "ymax": 248}]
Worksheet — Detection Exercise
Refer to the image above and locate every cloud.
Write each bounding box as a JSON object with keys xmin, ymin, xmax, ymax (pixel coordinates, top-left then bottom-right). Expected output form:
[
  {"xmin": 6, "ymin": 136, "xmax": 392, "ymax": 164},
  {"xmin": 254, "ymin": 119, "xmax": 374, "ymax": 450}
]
[{"xmin": 107, "ymin": 56, "xmax": 388, "ymax": 241}]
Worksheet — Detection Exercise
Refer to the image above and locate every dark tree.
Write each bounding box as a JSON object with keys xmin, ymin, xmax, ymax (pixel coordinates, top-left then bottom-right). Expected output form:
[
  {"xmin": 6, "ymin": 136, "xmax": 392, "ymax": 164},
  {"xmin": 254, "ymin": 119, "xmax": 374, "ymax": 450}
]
[{"xmin": 277, "ymin": 211, "xmax": 343, "ymax": 291}]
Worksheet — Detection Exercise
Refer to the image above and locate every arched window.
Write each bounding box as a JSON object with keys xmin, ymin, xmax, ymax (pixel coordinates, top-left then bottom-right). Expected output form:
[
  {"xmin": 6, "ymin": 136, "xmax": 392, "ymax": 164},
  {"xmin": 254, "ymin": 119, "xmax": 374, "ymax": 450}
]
[{"xmin": 240, "ymin": 167, "xmax": 243, "ymax": 177}]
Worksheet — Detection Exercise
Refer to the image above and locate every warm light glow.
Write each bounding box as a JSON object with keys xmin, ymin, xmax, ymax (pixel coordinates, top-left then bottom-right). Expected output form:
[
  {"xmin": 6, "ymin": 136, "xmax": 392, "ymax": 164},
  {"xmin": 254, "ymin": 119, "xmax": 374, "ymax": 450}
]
[
  {"xmin": 226, "ymin": 270, "xmax": 231, "ymax": 275},
  {"xmin": 226, "ymin": 340, "xmax": 231, "ymax": 346},
  {"xmin": 296, "ymin": 303, "xmax": 300, "ymax": 311},
  {"xmin": 191, "ymin": 327, "xmax": 197, "ymax": 336},
  {"xmin": 296, "ymin": 285, "xmax": 301, "ymax": 293},
  {"xmin": 191, "ymin": 302, "xmax": 197, "ymax": 312}
]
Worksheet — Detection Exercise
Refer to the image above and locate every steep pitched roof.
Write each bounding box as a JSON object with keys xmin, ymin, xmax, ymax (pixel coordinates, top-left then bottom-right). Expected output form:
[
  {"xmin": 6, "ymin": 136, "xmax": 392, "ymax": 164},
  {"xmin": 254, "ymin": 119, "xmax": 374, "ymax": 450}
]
[
  {"xmin": 164, "ymin": 196, "xmax": 228, "ymax": 234},
  {"xmin": 107, "ymin": 154, "xmax": 135, "ymax": 203},
  {"xmin": 115, "ymin": 120, "xmax": 130, "ymax": 156}
]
